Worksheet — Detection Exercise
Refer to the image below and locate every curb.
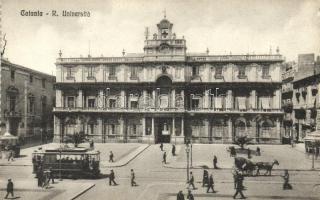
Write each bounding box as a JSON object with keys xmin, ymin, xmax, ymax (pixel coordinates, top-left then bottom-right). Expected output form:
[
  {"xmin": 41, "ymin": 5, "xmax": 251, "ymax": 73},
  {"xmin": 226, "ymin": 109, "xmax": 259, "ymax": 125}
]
[
  {"xmin": 102, "ymin": 144, "xmax": 150, "ymax": 168},
  {"xmin": 163, "ymin": 165, "xmax": 320, "ymax": 172},
  {"xmin": 70, "ymin": 183, "xmax": 95, "ymax": 200}
]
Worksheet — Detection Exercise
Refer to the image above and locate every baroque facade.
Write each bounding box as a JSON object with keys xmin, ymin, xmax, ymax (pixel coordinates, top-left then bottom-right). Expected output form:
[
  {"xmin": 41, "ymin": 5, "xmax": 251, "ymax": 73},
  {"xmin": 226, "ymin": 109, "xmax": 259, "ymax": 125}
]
[
  {"xmin": 54, "ymin": 17, "xmax": 284, "ymax": 144},
  {"xmin": 0, "ymin": 59, "xmax": 55, "ymax": 140}
]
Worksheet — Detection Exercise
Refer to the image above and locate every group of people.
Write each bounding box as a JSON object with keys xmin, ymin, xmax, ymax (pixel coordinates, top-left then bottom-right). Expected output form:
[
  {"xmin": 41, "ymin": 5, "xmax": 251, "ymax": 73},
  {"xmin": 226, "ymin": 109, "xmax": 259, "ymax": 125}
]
[
  {"xmin": 108, "ymin": 169, "xmax": 138, "ymax": 187},
  {"xmin": 36, "ymin": 166, "xmax": 55, "ymax": 189}
]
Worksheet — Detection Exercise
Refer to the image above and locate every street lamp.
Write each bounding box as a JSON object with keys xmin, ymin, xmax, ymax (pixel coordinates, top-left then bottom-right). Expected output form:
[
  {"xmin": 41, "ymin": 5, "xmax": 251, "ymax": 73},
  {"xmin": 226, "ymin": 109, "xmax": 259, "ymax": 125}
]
[
  {"xmin": 190, "ymin": 138, "xmax": 193, "ymax": 168},
  {"xmin": 185, "ymin": 143, "xmax": 190, "ymax": 182}
]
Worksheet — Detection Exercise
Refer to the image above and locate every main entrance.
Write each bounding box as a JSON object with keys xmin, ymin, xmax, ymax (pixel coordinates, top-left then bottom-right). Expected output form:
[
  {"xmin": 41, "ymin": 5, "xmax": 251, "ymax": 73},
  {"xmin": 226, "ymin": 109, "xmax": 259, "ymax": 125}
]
[{"xmin": 155, "ymin": 118, "xmax": 171, "ymax": 143}]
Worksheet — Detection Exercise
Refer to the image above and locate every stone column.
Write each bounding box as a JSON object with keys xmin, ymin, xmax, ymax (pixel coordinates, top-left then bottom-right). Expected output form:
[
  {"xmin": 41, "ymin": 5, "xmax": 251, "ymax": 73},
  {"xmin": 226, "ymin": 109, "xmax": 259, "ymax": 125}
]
[
  {"xmin": 204, "ymin": 119, "xmax": 210, "ymax": 143},
  {"xmin": 273, "ymin": 89, "xmax": 281, "ymax": 109},
  {"xmin": 152, "ymin": 90, "xmax": 156, "ymax": 108},
  {"xmin": 56, "ymin": 90, "xmax": 62, "ymax": 107},
  {"xmin": 121, "ymin": 90, "xmax": 126, "ymax": 108},
  {"xmin": 143, "ymin": 90, "xmax": 147, "ymax": 108},
  {"xmin": 250, "ymin": 90, "xmax": 256, "ymax": 110},
  {"xmin": 142, "ymin": 117, "xmax": 146, "ymax": 136},
  {"xmin": 228, "ymin": 118, "xmax": 233, "ymax": 142},
  {"xmin": 97, "ymin": 117, "xmax": 103, "ymax": 142},
  {"xmin": 53, "ymin": 115, "xmax": 61, "ymax": 142},
  {"xmin": 226, "ymin": 90, "xmax": 233, "ymax": 110},
  {"xmin": 98, "ymin": 90, "xmax": 104, "ymax": 108},
  {"xmin": 204, "ymin": 90, "xmax": 209, "ymax": 109},
  {"xmin": 171, "ymin": 89, "xmax": 176, "ymax": 108},
  {"xmin": 77, "ymin": 90, "xmax": 83, "ymax": 108},
  {"xmin": 119, "ymin": 117, "xmax": 124, "ymax": 141}
]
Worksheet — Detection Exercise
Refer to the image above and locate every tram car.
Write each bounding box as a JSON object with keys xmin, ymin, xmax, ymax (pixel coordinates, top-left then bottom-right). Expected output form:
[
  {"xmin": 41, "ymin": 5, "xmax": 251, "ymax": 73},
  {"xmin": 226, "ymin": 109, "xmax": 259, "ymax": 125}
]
[{"xmin": 32, "ymin": 146, "xmax": 100, "ymax": 179}]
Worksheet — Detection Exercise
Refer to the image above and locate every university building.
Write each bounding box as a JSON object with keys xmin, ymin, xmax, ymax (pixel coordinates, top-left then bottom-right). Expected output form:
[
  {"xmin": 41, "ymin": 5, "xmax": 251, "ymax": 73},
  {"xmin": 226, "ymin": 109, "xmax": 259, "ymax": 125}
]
[
  {"xmin": 53, "ymin": 17, "xmax": 284, "ymax": 144},
  {"xmin": 0, "ymin": 59, "xmax": 55, "ymax": 141}
]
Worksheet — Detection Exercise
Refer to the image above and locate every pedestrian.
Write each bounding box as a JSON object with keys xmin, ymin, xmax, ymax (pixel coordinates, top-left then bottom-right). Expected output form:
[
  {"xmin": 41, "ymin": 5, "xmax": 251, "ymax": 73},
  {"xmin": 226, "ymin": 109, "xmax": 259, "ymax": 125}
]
[
  {"xmin": 233, "ymin": 173, "xmax": 246, "ymax": 199},
  {"xmin": 7, "ymin": 149, "xmax": 14, "ymax": 162},
  {"xmin": 207, "ymin": 174, "xmax": 215, "ymax": 193},
  {"xmin": 188, "ymin": 172, "xmax": 196, "ymax": 190},
  {"xmin": 176, "ymin": 190, "xmax": 185, "ymax": 200},
  {"xmin": 162, "ymin": 151, "xmax": 167, "ymax": 164},
  {"xmin": 187, "ymin": 189, "xmax": 194, "ymax": 200},
  {"xmin": 160, "ymin": 143, "xmax": 164, "ymax": 151},
  {"xmin": 213, "ymin": 155, "xmax": 218, "ymax": 169},
  {"xmin": 231, "ymin": 167, "xmax": 239, "ymax": 189},
  {"xmin": 109, "ymin": 169, "xmax": 118, "ymax": 186},
  {"xmin": 49, "ymin": 167, "xmax": 55, "ymax": 184},
  {"xmin": 202, "ymin": 169, "xmax": 208, "ymax": 187},
  {"xmin": 109, "ymin": 151, "xmax": 114, "ymax": 162},
  {"xmin": 172, "ymin": 144, "xmax": 176, "ymax": 156},
  {"xmin": 281, "ymin": 169, "xmax": 292, "ymax": 190},
  {"xmin": 130, "ymin": 169, "xmax": 137, "ymax": 186},
  {"xmin": 37, "ymin": 167, "xmax": 43, "ymax": 187},
  {"xmin": 4, "ymin": 179, "xmax": 14, "ymax": 199},
  {"xmin": 90, "ymin": 139, "xmax": 94, "ymax": 148},
  {"xmin": 256, "ymin": 146, "xmax": 261, "ymax": 156},
  {"xmin": 247, "ymin": 148, "xmax": 251, "ymax": 159}
]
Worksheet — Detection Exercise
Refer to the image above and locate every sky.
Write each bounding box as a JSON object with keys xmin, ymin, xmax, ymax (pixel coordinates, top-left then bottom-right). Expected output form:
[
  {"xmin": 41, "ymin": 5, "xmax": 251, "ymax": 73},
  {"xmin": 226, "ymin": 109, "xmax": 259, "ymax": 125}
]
[{"xmin": 2, "ymin": 0, "xmax": 320, "ymax": 75}]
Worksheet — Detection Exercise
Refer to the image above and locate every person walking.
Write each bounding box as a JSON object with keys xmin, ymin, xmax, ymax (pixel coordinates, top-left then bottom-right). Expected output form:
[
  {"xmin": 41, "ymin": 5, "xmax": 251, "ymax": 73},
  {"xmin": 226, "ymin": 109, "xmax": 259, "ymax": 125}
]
[
  {"xmin": 109, "ymin": 151, "xmax": 114, "ymax": 162},
  {"xmin": 187, "ymin": 189, "xmax": 194, "ymax": 200},
  {"xmin": 172, "ymin": 144, "xmax": 176, "ymax": 156},
  {"xmin": 162, "ymin": 151, "xmax": 167, "ymax": 164},
  {"xmin": 4, "ymin": 179, "xmax": 14, "ymax": 199},
  {"xmin": 213, "ymin": 155, "xmax": 218, "ymax": 169},
  {"xmin": 7, "ymin": 149, "xmax": 14, "ymax": 162},
  {"xmin": 281, "ymin": 169, "xmax": 292, "ymax": 190},
  {"xmin": 109, "ymin": 169, "xmax": 118, "ymax": 186},
  {"xmin": 130, "ymin": 169, "xmax": 137, "ymax": 186},
  {"xmin": 176, "ymin": 190, "xmax": 185, "ymax": 200},
  {"xmin": 160, "ymin": 143, "xmax": 164, "ymax": 151},
  {"xmin": 188, "ymin": 172, "xmax": 196, "ymax": 190},
  {"xmin": 202, "ymin": 169, "xmax": 208, "ymax": 187},
  {"xmin": 233, "ymin": 174, "xmax": 246, "ymax": 199},
  {"xmin": 256, "ymin": 147, "xmax": 261, "ymax": 156},
  {"xmin": 231, "ymin": 167, "xmax": 239, "ymax": 189},
  {"xmin": 207, "ymin": 174, "xmax": 215, "ymax": 193},
  {"xmin": 247, "ymin": 148, "xmax": 251, "ymax": 159},
  {"xmin": 48, "ymin": 167, "xmax": 55, "ymax": 184}
]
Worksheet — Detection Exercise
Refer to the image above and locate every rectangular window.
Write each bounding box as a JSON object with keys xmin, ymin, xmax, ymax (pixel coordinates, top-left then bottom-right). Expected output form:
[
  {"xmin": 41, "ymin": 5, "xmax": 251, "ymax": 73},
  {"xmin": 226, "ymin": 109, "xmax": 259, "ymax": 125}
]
[
  {"xmin": 88, "ymin": 66, "xmax": 94, "ymax": 77},
  {"xmin": 28, "ymin": 97, "xmax": 35, "ymax": 113},
  {"xmin": 109, "ymin": 99, "xmax": 116, "ymax": 108},
  {"xmin": 215, "ymin": 66, "xmax": 223, "ymax": 79},
  {"xmin": 9, "ymin": 96, "xmax": 16, "ymax": 112},
  {"xmin": 238, "ymin": 67, "xmax": 246, "ymax": 79},
  {"xmin": 42, "ymin": 79, "xmax": 46, "ymax": 88},
  {"xmin": 67, "ymin": 97, "xmax": 75, "ymax": 108},
  {"xmin": 29, "ymin": 75, "xmax": 33, "ymax": 84},
  {"xmin": 66, "ymin": 67, "xmax": 73, "ymax": 78},
  {"xmin": 88, "ymin": 99, "xmax": 96, "ymax": 108},
  {"xmin": 11, "ymin": 70, "xmax": 15, "ymax": 81},
  {"xmin": 109, "ymin": 66, "xmax": 116, "ymax": 76},
  {"xmin": 130, "ymin": 67, "xmax": 138, "ymax": 79},
  {"xmin": 192, "ymin": 66, "xmax": 199, "ymax": 76},
  {"xmin": 262, "ymin": 66, "xmax": 270, "ymax": 78}
]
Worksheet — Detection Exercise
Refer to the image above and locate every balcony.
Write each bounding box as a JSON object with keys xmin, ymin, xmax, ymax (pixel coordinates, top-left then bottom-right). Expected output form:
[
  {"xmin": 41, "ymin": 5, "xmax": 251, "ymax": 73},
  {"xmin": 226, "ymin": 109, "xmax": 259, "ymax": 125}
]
[{"xmin": 53, "ymin": 106, "xmax": 282, "ymax": 114}]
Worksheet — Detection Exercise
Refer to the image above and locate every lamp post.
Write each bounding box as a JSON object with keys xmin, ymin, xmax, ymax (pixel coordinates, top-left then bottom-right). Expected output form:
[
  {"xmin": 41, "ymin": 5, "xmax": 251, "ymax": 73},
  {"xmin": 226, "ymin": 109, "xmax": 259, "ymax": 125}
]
[
  {"xmin": 190, "ymin": 137, "xmax": 193, "ymax": 168},
  {"xmin": 185, "ymin": 144, "xmax": 190, "ymax": 182},
  {"xmin": 59, "ymin": 146, "xmax": 62, "ymax": 181}
]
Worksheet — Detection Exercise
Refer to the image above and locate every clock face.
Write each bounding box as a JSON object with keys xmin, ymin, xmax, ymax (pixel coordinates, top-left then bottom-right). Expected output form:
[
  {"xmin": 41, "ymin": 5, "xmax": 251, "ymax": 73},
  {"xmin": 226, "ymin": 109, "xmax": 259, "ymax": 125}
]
[{"xmin": 161, "ymin": 29, "xmax": 169, "ymax": 38}]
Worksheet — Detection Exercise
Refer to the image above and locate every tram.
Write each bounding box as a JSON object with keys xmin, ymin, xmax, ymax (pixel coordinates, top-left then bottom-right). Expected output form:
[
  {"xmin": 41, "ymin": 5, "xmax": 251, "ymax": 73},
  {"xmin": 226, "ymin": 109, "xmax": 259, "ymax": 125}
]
[{"xmin": 32, "ymin": 146, "xmax": 100, "ymax": 179}]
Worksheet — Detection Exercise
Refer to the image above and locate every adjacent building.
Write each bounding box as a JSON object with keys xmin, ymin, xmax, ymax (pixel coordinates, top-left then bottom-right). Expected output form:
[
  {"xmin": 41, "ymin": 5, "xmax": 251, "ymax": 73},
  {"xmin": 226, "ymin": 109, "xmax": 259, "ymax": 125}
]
[
  {"xmin": 0, "ymin": 58, "xmax": 56, "ymax": 141},
  {"xmin": 53, "ymin": 17, "xmax": 284, "ymax": 144}
]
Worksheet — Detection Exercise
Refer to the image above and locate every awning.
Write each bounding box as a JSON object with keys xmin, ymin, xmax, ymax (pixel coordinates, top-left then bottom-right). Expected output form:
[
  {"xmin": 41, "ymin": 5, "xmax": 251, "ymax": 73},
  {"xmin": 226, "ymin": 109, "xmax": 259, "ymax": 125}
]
[
  {"xmin": 261, "ymin": 98, "xmax": 270, "ymax": 109},
  {"xmin": 238, "ymin": 97, "xmax": 246, "ymax": 110},
  {"xmin": 215, "ymin": 97, "xmax": 222, "ymax": 109}
]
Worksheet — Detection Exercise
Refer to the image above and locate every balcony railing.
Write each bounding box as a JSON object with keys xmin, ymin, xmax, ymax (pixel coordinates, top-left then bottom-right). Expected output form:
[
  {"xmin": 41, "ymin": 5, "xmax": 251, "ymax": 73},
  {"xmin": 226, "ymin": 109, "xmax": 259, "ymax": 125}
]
[
  {"xmin": 53, "ymin": 106, "xmax": 282, "ymax": 114},
  {"xmin": 187, "ymin": 54, "xmax": 283, "ymax": 62}
]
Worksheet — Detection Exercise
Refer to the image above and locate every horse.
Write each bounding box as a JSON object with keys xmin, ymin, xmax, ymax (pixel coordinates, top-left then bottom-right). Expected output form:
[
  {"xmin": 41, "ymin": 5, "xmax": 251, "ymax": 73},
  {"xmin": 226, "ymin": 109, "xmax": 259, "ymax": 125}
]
[
  {"xmin": 255, "ymin": 160, "xmax": 279, "ymax": 176},
  {"xmin": 234, "ymin": 157, "xmax": 256, "ymax": 176}
]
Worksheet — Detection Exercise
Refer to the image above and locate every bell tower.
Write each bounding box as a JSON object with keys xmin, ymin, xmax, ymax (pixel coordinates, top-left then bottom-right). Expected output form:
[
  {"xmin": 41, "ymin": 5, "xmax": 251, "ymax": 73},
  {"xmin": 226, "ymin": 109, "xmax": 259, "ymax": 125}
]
[{"xmin": 144, "ymin": 14, "xmax": 187, "ymax": 56}]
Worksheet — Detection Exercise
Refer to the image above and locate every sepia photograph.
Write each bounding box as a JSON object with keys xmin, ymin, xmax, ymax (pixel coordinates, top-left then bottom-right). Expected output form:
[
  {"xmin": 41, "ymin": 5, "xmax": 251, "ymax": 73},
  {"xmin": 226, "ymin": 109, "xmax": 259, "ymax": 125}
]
[{"xmin": 1, "ymin": 0, "xmax": 320, "ymax": 199}]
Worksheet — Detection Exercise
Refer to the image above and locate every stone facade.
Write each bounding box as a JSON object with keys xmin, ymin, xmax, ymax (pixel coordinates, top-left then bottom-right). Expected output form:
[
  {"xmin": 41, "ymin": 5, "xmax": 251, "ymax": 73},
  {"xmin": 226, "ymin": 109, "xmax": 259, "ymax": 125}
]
[
  {"xmin": 0, "ymin": 59, "xmax": 55, "ymax": 140},
  {"xmin": 54, "ymin": 17, "xmax": 284, "ymax": 144}
]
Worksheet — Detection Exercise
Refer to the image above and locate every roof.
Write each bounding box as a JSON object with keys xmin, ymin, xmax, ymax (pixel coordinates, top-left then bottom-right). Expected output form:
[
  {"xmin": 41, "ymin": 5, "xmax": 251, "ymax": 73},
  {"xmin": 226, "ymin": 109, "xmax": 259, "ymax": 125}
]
[{"xmin": 1, "ymin": 58, "xmax": 55, "ymax": 79}]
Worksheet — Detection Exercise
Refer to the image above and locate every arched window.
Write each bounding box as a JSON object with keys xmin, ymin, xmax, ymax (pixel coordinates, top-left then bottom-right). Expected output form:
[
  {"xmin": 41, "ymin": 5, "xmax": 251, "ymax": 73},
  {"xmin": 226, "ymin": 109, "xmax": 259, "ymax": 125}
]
[{"xmin": 261, "ymin": 121, "xmax": 271, "ymax": 138}]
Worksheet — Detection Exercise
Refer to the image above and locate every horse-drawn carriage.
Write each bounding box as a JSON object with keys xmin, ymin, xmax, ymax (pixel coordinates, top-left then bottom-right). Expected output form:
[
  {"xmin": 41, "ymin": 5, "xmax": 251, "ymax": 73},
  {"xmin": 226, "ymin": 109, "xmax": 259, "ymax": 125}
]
[{"xmin": 234, "ymin": 157, "xmax": 279, "ymax": 176}]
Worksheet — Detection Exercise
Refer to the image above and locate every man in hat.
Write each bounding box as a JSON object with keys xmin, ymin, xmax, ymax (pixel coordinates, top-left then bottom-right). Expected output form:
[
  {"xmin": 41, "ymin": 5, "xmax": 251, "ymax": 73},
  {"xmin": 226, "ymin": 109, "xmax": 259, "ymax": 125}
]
[
  {"xmin": 172, "ymin": 144, "xmax": 176, "ymax": 156},
  {"xmin": 233, "ymin": 173, "xmax": 246, "ymax": 199},
  {"xmin": 176, "ymin": 190, "xmax": 185, "ymax": 200},
  {"xmin": 162, "ymin": 151, "xmax": 167, "ymax": 164},
  {"xmin": 5, "ymin": 179, "xmax": 14, "ymax": 199},
  {"xmin": 109, "ymin": 169, "xmax": 117, "ymax": 186},
  {"xmin": 130, "ymin": 169, "xmax": 137, "ymax": 186},
  {"xmin": 207, "ymin": 174, "xmax": 215, "ymax": 193},
  {"xmin": 188, "ymin": 171, "xmax": 196, "ymax": 190},
  {"xmin": 109, "ymin": 151, "xmax": 114, "ymax": 162}
]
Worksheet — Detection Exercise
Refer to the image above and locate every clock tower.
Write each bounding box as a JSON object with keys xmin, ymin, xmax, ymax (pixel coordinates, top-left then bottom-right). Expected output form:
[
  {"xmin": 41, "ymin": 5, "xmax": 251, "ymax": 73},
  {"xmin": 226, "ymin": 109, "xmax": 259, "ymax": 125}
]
[{"xmin": 144, "ymin": 16, "xmax": 187, "ymax": 57}]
